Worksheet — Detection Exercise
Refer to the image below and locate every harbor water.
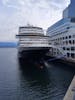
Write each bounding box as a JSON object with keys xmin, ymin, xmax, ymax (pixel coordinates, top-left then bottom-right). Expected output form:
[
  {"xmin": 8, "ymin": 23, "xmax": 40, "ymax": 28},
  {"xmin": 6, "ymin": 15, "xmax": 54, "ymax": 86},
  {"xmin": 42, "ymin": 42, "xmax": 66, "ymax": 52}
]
[{"xmin": 0, "ymin": 48, "xmax": 75, "ymax": 100}]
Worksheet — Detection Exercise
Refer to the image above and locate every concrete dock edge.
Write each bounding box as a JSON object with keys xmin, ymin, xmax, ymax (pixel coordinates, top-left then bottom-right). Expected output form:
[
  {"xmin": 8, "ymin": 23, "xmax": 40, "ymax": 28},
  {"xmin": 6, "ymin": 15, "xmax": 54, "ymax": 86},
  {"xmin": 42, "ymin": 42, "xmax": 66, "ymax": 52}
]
[{"xmin": 63, "ymin": 76, "xmax": 75, "ymax": 100}]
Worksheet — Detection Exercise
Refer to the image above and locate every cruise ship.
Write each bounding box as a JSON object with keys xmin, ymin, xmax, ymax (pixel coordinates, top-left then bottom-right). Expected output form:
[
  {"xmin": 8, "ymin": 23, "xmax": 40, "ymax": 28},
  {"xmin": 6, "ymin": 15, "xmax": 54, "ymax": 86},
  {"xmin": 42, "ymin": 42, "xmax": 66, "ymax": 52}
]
[
  {"xmin": 16, "ymin": 25, "xmax": 50, "ymax": 59},
  {"xmin": 47, "ymin": 0, "xmax": 75, "ymax": 63}
]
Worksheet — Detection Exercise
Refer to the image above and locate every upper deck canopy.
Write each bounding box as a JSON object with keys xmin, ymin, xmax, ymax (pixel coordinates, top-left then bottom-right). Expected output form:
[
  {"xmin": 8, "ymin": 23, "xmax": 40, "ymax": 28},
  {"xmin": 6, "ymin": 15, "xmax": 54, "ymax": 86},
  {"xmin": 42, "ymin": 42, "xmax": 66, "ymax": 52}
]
[{"xmin": 19, "ymin": 26, "xmax": 44, "ymax": 35}]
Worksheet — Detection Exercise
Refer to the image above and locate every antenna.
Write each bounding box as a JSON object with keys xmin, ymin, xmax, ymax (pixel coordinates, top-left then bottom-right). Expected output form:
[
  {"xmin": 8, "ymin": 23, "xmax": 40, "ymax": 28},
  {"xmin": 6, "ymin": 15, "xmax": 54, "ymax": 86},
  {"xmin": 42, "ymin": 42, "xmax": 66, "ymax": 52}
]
[{"xmin": 27, "ymin": 22, "xmax": 33, "ymax": 27}]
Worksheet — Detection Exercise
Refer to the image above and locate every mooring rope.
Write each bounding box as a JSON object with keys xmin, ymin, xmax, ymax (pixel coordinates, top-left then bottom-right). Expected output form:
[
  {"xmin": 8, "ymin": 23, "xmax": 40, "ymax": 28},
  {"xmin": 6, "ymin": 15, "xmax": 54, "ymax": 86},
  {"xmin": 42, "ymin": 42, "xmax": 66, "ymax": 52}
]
[{"xmin": 47, "ymin": 55, "xmax": 66, "ymax": 62}]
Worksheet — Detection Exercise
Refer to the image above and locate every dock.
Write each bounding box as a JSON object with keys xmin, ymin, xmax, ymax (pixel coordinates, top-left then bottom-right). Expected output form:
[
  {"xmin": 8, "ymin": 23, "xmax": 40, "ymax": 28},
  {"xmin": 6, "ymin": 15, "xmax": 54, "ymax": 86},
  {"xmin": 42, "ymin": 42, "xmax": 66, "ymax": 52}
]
[{"xmin": 63, "ymin": 76, "xmax": 75, "ymax": 100}]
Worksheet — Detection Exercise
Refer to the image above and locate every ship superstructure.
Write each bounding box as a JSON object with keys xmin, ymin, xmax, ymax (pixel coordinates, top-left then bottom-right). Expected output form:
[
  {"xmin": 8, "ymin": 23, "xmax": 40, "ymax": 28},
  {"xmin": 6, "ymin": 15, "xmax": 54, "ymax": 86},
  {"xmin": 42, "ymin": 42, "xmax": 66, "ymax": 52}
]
[{"xmin": 16, "ymin": 25, "xmax": 50, "ymax": 59}]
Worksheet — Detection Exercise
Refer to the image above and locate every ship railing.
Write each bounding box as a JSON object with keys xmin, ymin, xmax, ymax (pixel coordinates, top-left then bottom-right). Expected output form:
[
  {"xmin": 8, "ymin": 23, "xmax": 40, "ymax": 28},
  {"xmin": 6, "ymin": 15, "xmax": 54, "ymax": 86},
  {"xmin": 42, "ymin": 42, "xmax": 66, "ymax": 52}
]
[
  {"xmin": 19, "ymin": 41, "xmax": 49, "ymax": 44},
  {"xmin": 19, "ymin": 44, "xmax": 51, "ymax": 47},
  {"xmin": 48, "ymin": 45, "xmax": 66, "ymax": 58}
]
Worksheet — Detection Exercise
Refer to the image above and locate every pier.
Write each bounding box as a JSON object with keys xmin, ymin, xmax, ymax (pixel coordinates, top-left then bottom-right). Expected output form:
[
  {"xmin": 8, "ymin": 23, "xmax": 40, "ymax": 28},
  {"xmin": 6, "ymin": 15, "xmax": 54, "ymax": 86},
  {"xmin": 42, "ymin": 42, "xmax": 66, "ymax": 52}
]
[{"xmin": 64, "ymin": 76, "xmax": 75, "ymax": 100}]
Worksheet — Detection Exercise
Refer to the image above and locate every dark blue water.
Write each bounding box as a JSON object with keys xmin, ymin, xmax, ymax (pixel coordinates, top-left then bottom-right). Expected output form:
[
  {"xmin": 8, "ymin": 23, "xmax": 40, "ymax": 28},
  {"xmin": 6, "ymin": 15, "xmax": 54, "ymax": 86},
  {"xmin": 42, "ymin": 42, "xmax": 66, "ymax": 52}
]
[{"xmin": 0, "ymin": 48, "xmax": 75, "ymax": 100}]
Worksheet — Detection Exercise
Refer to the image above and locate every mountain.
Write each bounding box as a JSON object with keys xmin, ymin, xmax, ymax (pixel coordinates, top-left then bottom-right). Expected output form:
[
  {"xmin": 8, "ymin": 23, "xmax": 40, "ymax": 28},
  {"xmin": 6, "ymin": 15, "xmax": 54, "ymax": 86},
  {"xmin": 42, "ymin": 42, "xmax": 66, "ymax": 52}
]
[{"xmin": 0, "ymin": 42, "xmax": 18, "ymax": 47}]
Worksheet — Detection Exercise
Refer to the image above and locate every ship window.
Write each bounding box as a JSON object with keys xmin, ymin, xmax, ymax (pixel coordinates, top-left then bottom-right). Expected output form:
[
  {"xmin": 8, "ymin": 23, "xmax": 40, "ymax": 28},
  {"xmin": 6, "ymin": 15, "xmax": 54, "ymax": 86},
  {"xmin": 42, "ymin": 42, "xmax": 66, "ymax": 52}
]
[
  {"xmin": 67, "ymin": 53, "xmax": 70, "ymax": 57},
  {"xmin": 63, "ymin": 37, "xmax": 64, "ymax": 40},
  {"xmin": 69, "ymin": 35, "xmax": 71, "ymax": 38},
  {"xmin": 71, "ymin": 47, "xmax": 75, "ymax": 51},
  {"xmin": 71, "ymin": 18, "xmax": 75, "ymax": 23},
  {"xmin": 63, "ymin": 47, "xmax": 65, "ymax": 50},
  {"xmin": 73, "ymin": 40, "xmax": 75, "ymax": 44},
  {"xmin": 69, "ymin": 40, "xmax": 71, "ymax": 44},
  {"xmin": 67, "ymin": 48, "xmax": 70, "ymax": 51},
  {"xmin": 71, "ymin": 53, "xmax": 75, "ymax": 58},
  {"xmin": 67, "ymin": 27, "xmax": 70, "ymax": 29},
  {"xmin": 66, "ymin": 36, "xmax": 68, "ymax": 39},
  {"xmin": 66, "ymin": 41, "xmax": 68, "ymax": 45}
]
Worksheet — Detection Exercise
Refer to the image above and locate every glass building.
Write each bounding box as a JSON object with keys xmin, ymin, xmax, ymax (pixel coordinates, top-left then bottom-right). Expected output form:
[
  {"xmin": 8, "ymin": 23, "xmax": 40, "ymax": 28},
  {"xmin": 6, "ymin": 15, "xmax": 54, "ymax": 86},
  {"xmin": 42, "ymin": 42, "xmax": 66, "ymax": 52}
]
[{"xmin": 47, "ymin": 0, "xmax": 75, "ymax": 63}]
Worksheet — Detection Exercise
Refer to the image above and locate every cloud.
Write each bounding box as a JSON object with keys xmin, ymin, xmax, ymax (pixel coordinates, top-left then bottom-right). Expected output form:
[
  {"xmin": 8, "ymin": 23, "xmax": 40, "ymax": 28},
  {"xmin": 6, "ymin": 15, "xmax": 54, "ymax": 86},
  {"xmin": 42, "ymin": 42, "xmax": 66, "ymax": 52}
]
[
  {"xmin": 0, "ymin": 0, "xmax": 70, "ymax": 41},
  {"xmin": 2, "ymin": 0, "xmax": 9, "ymax": 5}
]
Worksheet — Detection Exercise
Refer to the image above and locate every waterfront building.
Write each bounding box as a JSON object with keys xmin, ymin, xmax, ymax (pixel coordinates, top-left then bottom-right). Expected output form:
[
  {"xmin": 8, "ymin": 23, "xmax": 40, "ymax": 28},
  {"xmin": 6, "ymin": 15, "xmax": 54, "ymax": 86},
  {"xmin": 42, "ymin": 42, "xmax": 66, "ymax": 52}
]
[{"xmin": 47, "ymin": 0, "xmax": 75, "ymax": 62}]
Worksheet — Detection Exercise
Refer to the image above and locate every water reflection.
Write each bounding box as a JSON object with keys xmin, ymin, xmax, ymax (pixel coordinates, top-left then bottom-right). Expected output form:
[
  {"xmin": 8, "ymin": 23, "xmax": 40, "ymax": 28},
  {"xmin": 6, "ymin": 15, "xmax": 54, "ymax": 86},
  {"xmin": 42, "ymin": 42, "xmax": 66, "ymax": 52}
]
[
  {"xmin": 18, "ymin": 57, "xmax": 50, "ymax": 84},
  {"xmin": 0, "ymin": 48, "xmax": 75, "ymax": 100},
  {"xmin": 18, "ymin": 58, "xmax": 53, "ymax": 100},
  {"xmin": 17, "ymin": 56, "xmax": 75, "ymax": 100}
]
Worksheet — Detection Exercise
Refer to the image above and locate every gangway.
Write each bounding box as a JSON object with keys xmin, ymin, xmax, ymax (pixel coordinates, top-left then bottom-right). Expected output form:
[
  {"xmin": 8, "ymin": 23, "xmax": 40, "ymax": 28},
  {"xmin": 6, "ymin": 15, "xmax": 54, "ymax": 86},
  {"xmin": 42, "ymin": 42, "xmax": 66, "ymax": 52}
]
[{"xmin": 45, "ymin": 44, "xmax": 66, "ymax": 62}]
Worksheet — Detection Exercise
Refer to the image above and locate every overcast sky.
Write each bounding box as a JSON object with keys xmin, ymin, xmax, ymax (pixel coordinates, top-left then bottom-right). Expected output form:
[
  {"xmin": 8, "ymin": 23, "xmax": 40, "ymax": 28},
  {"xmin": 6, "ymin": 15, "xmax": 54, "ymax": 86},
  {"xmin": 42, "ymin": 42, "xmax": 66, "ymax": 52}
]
[{"xmin": 0, "ymin": 0, "xmax": 70, "ymax": 41}]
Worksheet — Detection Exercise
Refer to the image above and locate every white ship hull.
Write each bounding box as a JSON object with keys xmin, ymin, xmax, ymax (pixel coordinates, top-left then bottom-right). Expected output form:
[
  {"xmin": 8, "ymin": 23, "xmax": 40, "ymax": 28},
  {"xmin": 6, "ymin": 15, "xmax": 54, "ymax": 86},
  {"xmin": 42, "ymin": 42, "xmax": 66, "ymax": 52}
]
[
  {"xmin": 18, "ymin": 47, "xmax": 50, "ymax": 59},
  {"xmin": 16, "ymin": 26, "xmax": 50, "ymax": 60}
]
